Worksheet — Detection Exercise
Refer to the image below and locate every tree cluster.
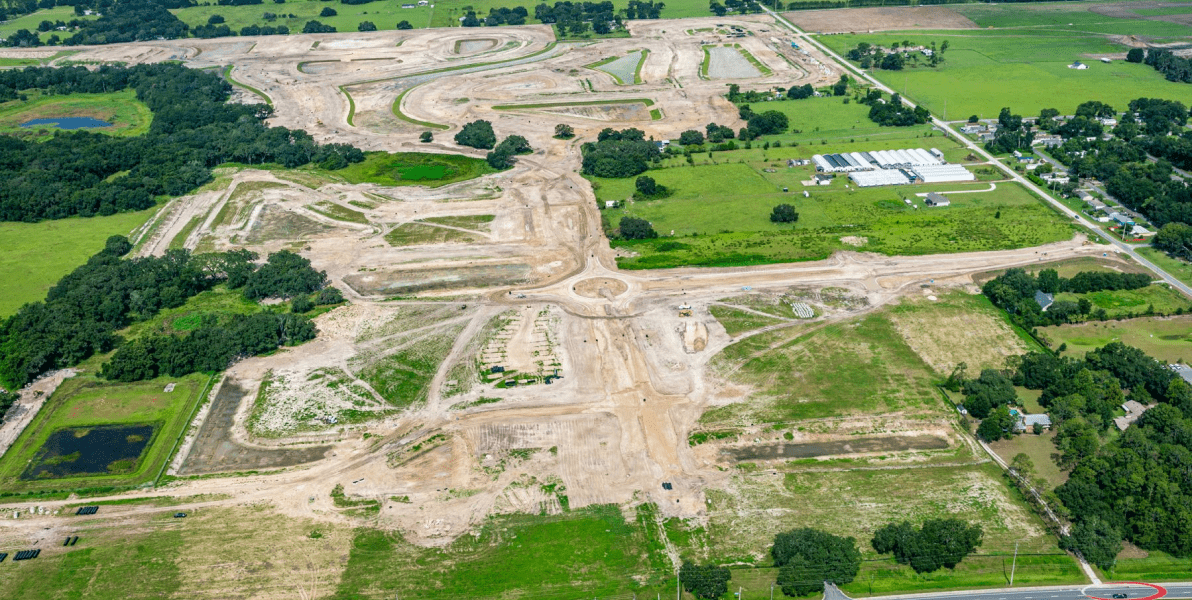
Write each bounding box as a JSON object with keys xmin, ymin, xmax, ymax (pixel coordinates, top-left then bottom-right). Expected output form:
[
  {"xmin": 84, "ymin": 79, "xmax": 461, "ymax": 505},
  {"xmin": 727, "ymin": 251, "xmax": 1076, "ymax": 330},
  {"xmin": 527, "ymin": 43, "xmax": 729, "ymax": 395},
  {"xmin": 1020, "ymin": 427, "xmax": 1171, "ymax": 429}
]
[
  {"xmin": 679, "ymin": 561, "xmax": 731, "ymax": 600},
  {"xmin": 618, "ymin": 216, "xmax": 656, "ymax": 239},
  {"xmin": 485, "ymin": 134, "xmax": 533, "ymax": 169},
  {"xmin": 736, "ymin": 104, "xmax": 789, "ymax": 140},
  {"xmin": 771, "ymin": 528, "xmax": 861, "ymax": 597},
  {"xmin": 100, "ymin": 311, "xmax": 316, "ymax": 381},
  {"xmin": 709, "ymin": 0, "xmax": 761, "ymax": 16},
  {"xmin": 302, "ymin": 19, "xmax": 336, "ymax": 33},
  {"xmin": 985, "ymin": 107, "xmax": 1034, "ymax": 153},
  {"xmin": 1142, "ymin": 48, "xmax": 1192, "ymax": 84},
  {"xmin": 871, "ymin": 519, "xmax": 983, "ymax": 573},
  {"xmin": 62, "ymin": 0, "xmax": 190, "ymax": 46},
  {"xmin": 0, "ymin": 239, "xmax": 330, "ymax": 388},
  {"xmin": 580, "ymin": 128, "xmax": 661, "ymax": 177},
  {"xmin": 633, "ymin": 175, "xmax": 670, "ymax": 200},
  {"xmin": 455, "ymin": 120, "xmax": 497, "ymax": 150},
  {"xmin": 0, "ymin": 63, "xmax": 363, "ymax": 223},
  {"xmin": 770, "ymin": 203, "xmax": 798, "ymax": 223},
  {"xmin": 845, "ymin": 40, "xmax": 947, "ymax": 70},
  {"xmin": 982, "ymin": 268, "xmax": 1152, "ymax": 328},
  {"xmin": 861, "ymin": 91, "xmax": 929, "ymax": 127}
]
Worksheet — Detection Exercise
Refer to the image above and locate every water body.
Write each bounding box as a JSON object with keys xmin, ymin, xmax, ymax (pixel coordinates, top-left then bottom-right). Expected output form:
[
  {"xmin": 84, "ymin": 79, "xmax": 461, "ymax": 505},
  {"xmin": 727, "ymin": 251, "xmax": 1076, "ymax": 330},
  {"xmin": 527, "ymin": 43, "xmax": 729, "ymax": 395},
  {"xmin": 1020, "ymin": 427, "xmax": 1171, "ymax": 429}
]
[
  {"xmin": 24, "ymin": 424, "xmax": 155, "ymax": 480},
  {"xmin": 21, "ymin": 116, "xmax": 113, "ymax": 130}
]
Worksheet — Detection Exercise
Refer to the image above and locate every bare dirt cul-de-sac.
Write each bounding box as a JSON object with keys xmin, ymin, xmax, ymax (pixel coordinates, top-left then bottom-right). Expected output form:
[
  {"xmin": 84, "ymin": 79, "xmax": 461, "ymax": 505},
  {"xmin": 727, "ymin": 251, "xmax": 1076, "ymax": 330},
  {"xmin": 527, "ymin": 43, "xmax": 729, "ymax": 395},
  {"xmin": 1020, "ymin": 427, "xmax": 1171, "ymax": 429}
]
[{"xmin": 0, "ymin": 18, "xmax": 1115, "ymax": 553}]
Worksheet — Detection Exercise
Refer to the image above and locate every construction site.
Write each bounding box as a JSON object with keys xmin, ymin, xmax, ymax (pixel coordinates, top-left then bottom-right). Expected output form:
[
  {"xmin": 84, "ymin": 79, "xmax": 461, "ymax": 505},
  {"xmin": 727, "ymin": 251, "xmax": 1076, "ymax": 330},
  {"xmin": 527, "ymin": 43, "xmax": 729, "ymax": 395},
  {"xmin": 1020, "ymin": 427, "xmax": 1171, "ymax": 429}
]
[{"xmin": 0, "ymin": 9, "xmax": 1166, "ymax": 599}]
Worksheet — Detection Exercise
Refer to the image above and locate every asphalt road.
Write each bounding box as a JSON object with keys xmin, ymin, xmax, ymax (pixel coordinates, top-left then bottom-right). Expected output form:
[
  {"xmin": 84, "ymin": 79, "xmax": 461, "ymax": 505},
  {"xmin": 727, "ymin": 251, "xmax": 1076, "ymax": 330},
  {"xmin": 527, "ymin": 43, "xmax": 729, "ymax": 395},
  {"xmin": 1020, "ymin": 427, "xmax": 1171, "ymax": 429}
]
[
  {"xmin": 763, "ymin": 8, "xmax": 1192, "ymax": 300},
  {"xmin": 832, "ymin": 582, "xmax": 1192, "ymax": 600}
]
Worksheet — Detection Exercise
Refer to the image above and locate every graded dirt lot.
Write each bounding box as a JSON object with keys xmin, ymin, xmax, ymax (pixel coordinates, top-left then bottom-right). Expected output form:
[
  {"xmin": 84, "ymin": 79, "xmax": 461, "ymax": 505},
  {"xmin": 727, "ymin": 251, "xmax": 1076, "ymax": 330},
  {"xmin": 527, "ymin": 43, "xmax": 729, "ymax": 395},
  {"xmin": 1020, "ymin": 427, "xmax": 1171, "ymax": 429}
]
[
  {"xmin": 0, "ymin": 16, "xmax": 1112, "ymax": 592},
  {"xmin": 783, "ymin": 6, "xmax": 977, "ymax": 33}
]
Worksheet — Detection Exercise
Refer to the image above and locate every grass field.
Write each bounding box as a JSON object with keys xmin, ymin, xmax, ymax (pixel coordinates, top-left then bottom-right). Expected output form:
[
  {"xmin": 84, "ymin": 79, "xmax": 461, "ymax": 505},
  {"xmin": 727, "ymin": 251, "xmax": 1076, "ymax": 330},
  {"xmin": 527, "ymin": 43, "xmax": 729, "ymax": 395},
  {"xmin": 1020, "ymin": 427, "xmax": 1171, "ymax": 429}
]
[
  {"xmin": 703, "ymin": 310, "xmax": 942, "ymax": 425},
  {"xmin": 0, "ymin": 6, "xmax": 96, "ymax": 39},
  {"xmin": 699, "ymin": 462, "xmax": 1081, "ymax": 586},
  {"xmin": 988, "ymin": 429, "xmax": 1067, "ymax": 490},
  {"xmin": 1052, "ymin": 283, "xmax": 1191, "ymax": 318},
  {"xmin": 709, "ymin": 304, "xmax": 786, "ymax": 336},
  {"xmin": 816, "ymin": 29, "xmax": 1192, "ymax": 119},
  {"xmin": 173, "ymin": 1, "xmax": 433, "ymax": 34},
  {"xmin": 0, "ymin": 88, "xmax": 152, "ymax": 139},
  {"xmin": 1041, "ymin": 315, "xmax": 1192, "ymax": 364},
  {"xmin": 0, "ymin": 205, "xmax": 159, "ymax": 317},
  {"xmin": 0, "ymin": 373, "xmax": 209, "ymax": 493},
  {"xmin": 952, "ymin": 2, "xmax": 1192, "ymax": 37},
  {"xmin": 120, "ymin": 286, "xmax": 267, "ymax": 342},
  {"xmin": 1137, "ymin": 247, "xmax": 1192, "ymax": 289},
  {"xmin": 332, "ymin": 504, "xmax": 673, "ymax": 599},
  {"xmin": 594, "ymin": 152, "xmax": 1073, "ymax": 268},
  {"xmin": 326, "ymin": 151, "xmax": 497, "ymax": 187},
  {"xmin": 1106, "ymin": 550, "xmax": 1192, "ymax": 583}
]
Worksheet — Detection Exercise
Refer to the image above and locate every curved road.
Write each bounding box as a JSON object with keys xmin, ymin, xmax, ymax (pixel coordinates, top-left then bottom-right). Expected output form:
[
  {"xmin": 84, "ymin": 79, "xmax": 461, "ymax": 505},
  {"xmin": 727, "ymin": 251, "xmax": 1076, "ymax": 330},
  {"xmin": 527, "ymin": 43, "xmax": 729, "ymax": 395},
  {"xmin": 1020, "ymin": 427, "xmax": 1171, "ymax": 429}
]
[{"xmin": 764, "ymin": 7, "xmax": 1192, "ymax": 299}]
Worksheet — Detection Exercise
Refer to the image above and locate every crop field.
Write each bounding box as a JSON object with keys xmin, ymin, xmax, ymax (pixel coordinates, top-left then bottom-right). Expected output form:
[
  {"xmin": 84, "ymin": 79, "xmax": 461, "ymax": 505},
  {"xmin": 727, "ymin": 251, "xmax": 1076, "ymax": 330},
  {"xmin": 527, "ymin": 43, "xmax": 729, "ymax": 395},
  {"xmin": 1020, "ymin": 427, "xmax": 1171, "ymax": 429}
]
[
  {"xmin": 0, "ymin": 205, "xmax": 159, "ymax": 317},
  {"xmin": 699, "ymin": 462, "xmax": 1080, "ymax": 587},
  {"xmin": 0, "ymin": 89, "xmax": 153, "ymax": 139},
  {"xmin": 703, "ymin": 310, "xmax": 943, "ymax": 425},
  {"xmin": 816, "ymin": 29, "xmax": 1192, "ymax": 119},
  {"xmin": 1040, "ymin": 315, "xmax": 1192, "ymax": 364},
  {"xmin": 594, "ymin": 155, "xmax": 1073, "ymax": 268},
  {"xmin": 329, "ymin": 151, "xmax": 497, "ymax": 187},
  {"xmin": 334, "ymin": 504, "xmax": 673, "ymax": 599},
  {"xmin": 0, "ymin": 374, "xmax": 210, "ymax": 493}
]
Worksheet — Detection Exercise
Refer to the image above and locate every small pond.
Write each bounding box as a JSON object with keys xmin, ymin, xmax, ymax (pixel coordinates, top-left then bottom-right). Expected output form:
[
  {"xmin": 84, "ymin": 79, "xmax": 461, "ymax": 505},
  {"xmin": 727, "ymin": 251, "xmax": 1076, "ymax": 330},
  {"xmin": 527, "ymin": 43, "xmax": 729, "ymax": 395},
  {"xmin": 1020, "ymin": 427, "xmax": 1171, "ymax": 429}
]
[
  {"xmin": 23, "ymin": 424, "xmax": 155, "ymax": 480},
  {"xmin": 21, "ymin": 116, "xmax": 113, "ymax": 130}
]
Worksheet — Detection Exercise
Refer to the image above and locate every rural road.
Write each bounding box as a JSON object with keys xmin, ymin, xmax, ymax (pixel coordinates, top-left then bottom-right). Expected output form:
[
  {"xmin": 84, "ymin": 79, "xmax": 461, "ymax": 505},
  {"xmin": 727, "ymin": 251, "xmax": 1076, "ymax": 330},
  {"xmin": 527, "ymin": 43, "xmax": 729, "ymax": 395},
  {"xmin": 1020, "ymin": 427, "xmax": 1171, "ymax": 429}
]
[
  {"xmin": 831, "ymin": 582, "xmax": 1192, "ymax": 600},
  {"xmin": 763, "ymin": 7, "xmax": 1192, "ymax": 300}
]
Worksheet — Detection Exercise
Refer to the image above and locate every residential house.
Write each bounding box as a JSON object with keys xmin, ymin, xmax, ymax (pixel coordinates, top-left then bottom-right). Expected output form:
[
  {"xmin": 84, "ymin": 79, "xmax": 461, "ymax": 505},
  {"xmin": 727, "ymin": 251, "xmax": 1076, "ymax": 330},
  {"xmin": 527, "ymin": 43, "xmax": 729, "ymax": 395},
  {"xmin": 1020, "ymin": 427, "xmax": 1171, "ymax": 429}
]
[
  {"xmin": 1068, "ymin": 61, "xmax": 1089, "ymax": 70},
  {"xmin": 924, "ymin": 192, "xmax": 950, "ymax": 207},
  {"xmin": 1034, "ymin": 290, "xmax": 1054, "ymax": 311},
  {"xmin": 1014, "ymin": 413, "xmax": 1052, "ymax": 432}
]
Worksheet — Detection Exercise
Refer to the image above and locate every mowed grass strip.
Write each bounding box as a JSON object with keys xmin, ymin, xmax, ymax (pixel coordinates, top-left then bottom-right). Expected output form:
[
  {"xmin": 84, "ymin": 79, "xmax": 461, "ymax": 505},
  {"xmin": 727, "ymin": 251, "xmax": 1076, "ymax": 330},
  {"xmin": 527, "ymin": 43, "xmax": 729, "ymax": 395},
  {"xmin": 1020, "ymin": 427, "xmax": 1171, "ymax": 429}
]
[
  {"xmin": 0, "ymin": 373, "xmax": 209, "ymax": 493},
  {"xmin": 0, "ymin": 205, "xmax": 159, "ymax": 317}
]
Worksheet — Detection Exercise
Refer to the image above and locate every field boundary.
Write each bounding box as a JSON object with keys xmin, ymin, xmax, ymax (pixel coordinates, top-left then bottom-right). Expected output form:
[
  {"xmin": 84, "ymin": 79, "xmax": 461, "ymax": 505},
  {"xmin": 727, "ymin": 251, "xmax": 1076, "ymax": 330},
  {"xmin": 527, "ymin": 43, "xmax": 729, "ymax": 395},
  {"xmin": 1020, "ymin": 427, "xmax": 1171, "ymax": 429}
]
[
  {"xmin": 392, "ymin": 84, "xmax": 450, "ymax": 130},
  {"xmin": 222, "ymin": 64, "xmax": 271, "ymax": 105}
]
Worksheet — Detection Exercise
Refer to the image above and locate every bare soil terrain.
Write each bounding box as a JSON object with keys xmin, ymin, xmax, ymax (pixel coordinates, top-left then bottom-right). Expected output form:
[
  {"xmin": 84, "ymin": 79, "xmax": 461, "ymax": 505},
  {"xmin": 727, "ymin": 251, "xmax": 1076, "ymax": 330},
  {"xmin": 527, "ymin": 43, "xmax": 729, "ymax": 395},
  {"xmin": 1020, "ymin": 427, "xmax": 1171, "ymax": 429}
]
[{"xmin": 783, "ymin": 6, "xmax": 978, "ymax": 33}]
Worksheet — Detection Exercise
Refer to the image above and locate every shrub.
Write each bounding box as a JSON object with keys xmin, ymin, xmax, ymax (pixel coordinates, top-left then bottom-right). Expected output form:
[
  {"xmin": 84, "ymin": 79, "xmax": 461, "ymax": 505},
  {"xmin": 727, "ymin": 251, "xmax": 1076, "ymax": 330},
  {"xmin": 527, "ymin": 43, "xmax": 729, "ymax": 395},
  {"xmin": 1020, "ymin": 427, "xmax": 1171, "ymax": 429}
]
[{"xmin": 455, "ymin": 120, "xmax": 497, "ymax": 149}]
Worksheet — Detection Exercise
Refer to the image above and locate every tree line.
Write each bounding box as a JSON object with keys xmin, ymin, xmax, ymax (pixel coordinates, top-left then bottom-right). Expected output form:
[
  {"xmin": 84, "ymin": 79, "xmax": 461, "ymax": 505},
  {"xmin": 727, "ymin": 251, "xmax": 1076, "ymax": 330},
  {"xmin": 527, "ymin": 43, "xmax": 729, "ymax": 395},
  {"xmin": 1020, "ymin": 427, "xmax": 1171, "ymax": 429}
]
[
  {"xmin": 860, "ymin": 90, "xmax": 929, "ymax": 127},
  {"xmin": 982, "ymin": 267, "xmax": 1159, "ymax": 327},
  {"xmin": 0, "ymin": 63, "xmax": 363, "ymax": 222},
  {"xmin": 581, "ymin": 127, "xmax": 662, "ymax": 178},
  {"xmin": 0, "ymin": 238, "xmax": 333, "ymax": 389}
]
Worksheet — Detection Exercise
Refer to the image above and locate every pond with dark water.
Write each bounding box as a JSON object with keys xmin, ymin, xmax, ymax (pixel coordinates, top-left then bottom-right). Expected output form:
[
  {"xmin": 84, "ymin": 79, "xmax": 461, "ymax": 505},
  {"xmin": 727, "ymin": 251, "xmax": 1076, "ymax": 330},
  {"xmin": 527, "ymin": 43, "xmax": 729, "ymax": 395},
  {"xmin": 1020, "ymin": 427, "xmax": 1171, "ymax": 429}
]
[
  {"xmin": 21, "ymin": 116, "xmax": 113, "ymax": 130},
  {"xmin": 23, "ymin": 424, "xmax": 155, "ymax": 480}
]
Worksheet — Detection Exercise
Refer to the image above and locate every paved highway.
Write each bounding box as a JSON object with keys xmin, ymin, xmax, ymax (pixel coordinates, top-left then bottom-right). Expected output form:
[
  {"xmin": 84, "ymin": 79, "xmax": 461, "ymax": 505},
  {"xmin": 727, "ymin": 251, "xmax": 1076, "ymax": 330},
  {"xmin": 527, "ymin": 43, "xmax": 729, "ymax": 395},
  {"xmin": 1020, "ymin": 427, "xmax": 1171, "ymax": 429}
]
[
  {"xmin": 829, "ymin": 582, "xmax": 1192, "ymax": 600},
  {"xmin": 763, "ymin": 7, "xmax": 1192, "ymax": 300}
]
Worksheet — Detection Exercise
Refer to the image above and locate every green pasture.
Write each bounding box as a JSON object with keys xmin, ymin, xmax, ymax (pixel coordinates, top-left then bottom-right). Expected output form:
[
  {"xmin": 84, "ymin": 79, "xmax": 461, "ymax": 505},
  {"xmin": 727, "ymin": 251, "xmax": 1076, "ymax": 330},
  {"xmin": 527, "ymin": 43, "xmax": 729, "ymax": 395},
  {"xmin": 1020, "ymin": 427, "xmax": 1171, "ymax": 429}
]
[
  {"xmin": 173, "ymin": 1, "xmax": 433, "ymax": 34},
  {"xmin": 753, "ymin": 95, "xmax": 940, "ymax": 144},
  {"xmin": 1041, "ymin": 315, "xmax": 1192, "ymax": 364},
  {"xmin": 332, "ymin": 504, "xmax": 674, "ymax": 599},
  {"xmin": 0, "ymin": 88, "xmax": 153, "ymax": 138},
  {"xmin": 326, "ymin": 151, "xmax": 496, "ymax": 187},
  {"xmin": 0, "ymin": 205, "xmax": 159, "ymax": 317},
  {"xmin": 0, "ymin": 6, "xmax": 96, "ymax": 39},
  {"xmin": 951, "ymin": 2, "xmax": 1192, "ymax": 37},
  {"xmin": 816, "ymin": 30, "xmax": 1192, "ymax": 119},
  {"xmin": 593, "ymin": 152, "xmax": 1073, "ymax": 268},
  {"xmin": 0, "ymin": 373, "xmax": 210, "ymax": 493},
  {"xmin": 1106, "ymin": 550, "xmax": 1192, "ymax": 583},
  {"xmin": 987, "ymin": 429, "xmax": 1067, "ymax": 489}
]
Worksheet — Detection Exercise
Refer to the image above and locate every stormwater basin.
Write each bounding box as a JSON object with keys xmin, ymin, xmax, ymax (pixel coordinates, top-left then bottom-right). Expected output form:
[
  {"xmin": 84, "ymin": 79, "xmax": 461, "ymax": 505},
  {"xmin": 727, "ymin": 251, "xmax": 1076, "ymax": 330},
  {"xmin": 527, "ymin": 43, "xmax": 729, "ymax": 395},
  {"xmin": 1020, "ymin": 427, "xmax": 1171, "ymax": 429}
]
[
  {"xmin": 21, "ymin": 117, "xmax": 113, "ymax": 130},
  {"xmin": 23, "ymin": 424, "xmax": 155, "ymax": 480}
]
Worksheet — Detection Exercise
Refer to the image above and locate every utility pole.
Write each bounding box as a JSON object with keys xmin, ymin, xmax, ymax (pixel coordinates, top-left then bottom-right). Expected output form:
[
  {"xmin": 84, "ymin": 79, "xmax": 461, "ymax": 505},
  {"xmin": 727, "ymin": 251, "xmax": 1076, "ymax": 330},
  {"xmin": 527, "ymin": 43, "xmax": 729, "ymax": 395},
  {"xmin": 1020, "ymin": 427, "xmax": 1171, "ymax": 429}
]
[
  {"xmin": 1010, "ymin": 541, "xmax": 1020, "ymax": 586},
  {"xmin": 771, "ymin": 584, "xmax": 774, "ymax": 600}
]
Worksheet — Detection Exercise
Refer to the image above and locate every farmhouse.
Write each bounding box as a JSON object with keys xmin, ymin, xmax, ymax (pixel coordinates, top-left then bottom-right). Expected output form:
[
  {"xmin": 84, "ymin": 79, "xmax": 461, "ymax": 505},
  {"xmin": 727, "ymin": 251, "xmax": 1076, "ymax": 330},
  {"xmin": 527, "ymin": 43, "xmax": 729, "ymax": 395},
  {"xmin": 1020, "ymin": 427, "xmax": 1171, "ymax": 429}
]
[
  {"xmin": 924, "ymin": 192, "xmax": 950, "ymax": 207},
  {"xmin": 1115, "ymin": 400, "xmax": 1151, "ymax": 431},
  {"xmin": 1068, "ymin": 61, "xmax": 1088, "ymax": 70}
]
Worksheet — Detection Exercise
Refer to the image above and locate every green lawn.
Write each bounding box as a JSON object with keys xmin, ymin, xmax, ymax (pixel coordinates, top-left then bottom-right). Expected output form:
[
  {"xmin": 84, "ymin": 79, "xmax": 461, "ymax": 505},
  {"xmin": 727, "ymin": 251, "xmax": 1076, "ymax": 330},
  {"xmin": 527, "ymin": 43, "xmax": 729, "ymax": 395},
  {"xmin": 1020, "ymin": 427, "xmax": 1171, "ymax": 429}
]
[
  {"xmin": 0, "ymin": 88, "xmax": 153, "ymax": 139},
  {"xmin": 594, "ymin": 154, "xmax": 1074, "ymax": 269},
  {"xmin": 816, "ymin": 29, "xmax": 1192, "ymax": 119},
  {"xmin": 0, "ymin": 205, "xmax": 159, "ymax": 317},
  {"xmin": 1053, "ymin": 283, "xmax": 1191, "ymax": 318},
  {"xmin": 1106, "ymin": 550, "xmax": 1192, "ymax": 582},
  {"xmin": 988, "ymin": 429, "xmax": 1067, "ymax": 490},
  {"xmin": 332, "ymin": 504, "xmax": 674, "ymax": 599},
  {"xmin": 0, "ymin": 373, "xmax": 210, "ymax": 493},
  {"xmin": 327, "ymin": 151, "xmax": 497, "ymax": 187},
  {"xmin": 1041, "ymin": 315, "xmax": 1192, "ymax": 364}
]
